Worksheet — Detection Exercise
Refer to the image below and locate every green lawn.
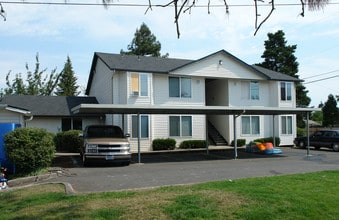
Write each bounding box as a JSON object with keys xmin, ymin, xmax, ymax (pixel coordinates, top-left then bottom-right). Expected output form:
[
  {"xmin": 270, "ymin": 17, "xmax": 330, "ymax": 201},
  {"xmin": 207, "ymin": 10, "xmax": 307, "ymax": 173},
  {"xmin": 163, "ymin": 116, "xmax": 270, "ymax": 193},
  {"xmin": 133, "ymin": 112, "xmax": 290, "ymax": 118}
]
[{"xmin": 1, "ymin": 170, "xmax": 338, "ymax": 219}]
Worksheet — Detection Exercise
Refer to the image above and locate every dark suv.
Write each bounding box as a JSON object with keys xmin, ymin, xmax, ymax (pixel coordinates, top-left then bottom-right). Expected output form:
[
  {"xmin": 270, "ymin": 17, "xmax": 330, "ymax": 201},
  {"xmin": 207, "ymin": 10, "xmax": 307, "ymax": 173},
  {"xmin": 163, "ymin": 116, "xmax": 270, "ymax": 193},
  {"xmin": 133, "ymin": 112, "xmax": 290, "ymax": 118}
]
[
  {"xmin": 80, "ymin": 125, "xmax": 131, "ymax": 166},
  {"xmin": 294, "ymin": 130, "xmax": 339, "ymax": 152}
]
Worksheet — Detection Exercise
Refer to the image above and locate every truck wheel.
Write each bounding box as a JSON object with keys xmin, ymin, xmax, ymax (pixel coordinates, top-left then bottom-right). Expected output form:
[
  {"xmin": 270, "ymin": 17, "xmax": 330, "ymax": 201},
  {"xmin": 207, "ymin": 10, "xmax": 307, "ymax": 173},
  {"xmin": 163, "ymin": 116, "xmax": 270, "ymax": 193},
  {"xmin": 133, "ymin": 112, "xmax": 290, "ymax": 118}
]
[{"xmin": 332, "ymin": 144, "xmax": 339, "ymax": 152}]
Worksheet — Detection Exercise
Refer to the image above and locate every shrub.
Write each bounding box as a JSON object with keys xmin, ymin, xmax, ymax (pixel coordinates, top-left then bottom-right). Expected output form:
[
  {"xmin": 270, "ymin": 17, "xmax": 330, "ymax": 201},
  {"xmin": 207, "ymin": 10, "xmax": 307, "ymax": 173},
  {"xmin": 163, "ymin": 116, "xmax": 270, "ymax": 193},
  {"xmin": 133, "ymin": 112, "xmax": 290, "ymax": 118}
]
[
  {"xmin": 55, "ymin": 130, "xmax": 82, "ymax": 153},
  {"xmin": 152, "ymin": 138, "xmax": 176, "ymax": 151},
  {"xmin": 297, "ymin": 127, "xmax": 306, "ymax": 137},
  {"xmin": 230, "ymin": 139, "xmax": 246, "ymax": 147},
  {"xmin": 179, "ymin": 140, "xmax": 207, "ymax": 149},
  {"xmin": 253, "ymin": 137, "xmax": 280, "ymax": 147},
  {"xmin": 4, "ymin": 127, "xmax": 55, "ymax": 174}
]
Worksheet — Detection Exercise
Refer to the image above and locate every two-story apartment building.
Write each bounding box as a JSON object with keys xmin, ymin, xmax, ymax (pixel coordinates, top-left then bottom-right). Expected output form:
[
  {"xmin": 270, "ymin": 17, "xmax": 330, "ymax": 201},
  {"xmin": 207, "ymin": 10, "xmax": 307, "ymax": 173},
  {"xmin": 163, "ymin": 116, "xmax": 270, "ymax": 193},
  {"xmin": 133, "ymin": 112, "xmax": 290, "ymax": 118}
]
[{"xmin": 86, "ymin": 50, "xmax": 301, "ymax": 151}]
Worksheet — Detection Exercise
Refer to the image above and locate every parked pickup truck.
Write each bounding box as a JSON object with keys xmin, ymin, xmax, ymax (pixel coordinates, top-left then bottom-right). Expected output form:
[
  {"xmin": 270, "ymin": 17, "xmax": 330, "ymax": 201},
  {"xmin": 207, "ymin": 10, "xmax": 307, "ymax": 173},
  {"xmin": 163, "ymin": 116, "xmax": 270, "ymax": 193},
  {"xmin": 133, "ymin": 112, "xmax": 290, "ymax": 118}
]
[
  {"xmin": 80, "ymin": 125, "xmax": 131, "ymax": 166},
  {"xmin": 294, "ymin": 129, "xmax": 339, "ymax": 152}
]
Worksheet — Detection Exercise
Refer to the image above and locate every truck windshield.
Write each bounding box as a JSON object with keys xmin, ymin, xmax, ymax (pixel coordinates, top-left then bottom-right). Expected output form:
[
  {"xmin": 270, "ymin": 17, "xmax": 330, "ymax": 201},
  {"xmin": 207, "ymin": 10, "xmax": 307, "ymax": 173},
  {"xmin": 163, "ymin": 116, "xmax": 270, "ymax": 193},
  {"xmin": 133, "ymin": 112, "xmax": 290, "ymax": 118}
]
[{"xmin": 87, "ymin": 126, "xmax": 124, "ymax": 138}]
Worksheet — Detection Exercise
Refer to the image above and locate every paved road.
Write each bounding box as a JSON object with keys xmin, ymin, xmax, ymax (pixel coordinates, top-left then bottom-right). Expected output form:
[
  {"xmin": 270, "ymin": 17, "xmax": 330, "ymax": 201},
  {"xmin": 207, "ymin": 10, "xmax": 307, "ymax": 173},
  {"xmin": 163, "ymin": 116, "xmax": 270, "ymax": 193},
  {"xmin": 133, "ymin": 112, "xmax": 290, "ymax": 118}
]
[{"xmin": 44, "ymin": 147, "xmax": 339, "ymax": 194}]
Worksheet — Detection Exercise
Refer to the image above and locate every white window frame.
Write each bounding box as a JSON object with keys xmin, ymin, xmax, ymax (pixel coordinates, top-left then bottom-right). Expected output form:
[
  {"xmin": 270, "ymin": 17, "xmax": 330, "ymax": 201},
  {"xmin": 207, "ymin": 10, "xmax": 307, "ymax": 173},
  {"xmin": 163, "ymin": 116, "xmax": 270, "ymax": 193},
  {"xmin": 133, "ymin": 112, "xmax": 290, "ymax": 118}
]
[
  {"xmin": 280, "ymin": 82, "xmax": 292, "ymax": 101},
  {"xmin": 241, "ymin": 116, "xmax": 260, "ymax": 135},
  {"xmin": 131, "ymin": 115, "xmax": 149, "ymax": 138},
  {"xmin": 130, "ymin": 73, "xmax": 148, "ymax": 97},
  {"xmin": 250, "ymin": 81, "xmax": 259, "ymax": 100},
  {"xmin": 169, "ymin": 115, "xmax": 192, "ymax": 137},
  {"xmin": 281, "ymin": 115, "xmax": 293, "ymax": 135},
  {"xmin": 169, "ymin": 76, "xmax": 191, "ymax": 98},
  {"xmin": 241, "ymin": 81, "xmax": 260, "ymax": 100}
]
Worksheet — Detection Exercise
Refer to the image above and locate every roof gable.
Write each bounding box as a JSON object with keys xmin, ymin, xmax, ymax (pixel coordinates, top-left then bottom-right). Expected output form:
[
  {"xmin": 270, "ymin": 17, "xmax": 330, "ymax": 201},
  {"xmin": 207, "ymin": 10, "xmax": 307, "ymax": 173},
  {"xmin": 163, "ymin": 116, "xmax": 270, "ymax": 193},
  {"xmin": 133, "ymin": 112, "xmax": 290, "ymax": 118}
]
[{"xmin": 0, "ymin": 95, "xmax": 100, "ymax": 117}]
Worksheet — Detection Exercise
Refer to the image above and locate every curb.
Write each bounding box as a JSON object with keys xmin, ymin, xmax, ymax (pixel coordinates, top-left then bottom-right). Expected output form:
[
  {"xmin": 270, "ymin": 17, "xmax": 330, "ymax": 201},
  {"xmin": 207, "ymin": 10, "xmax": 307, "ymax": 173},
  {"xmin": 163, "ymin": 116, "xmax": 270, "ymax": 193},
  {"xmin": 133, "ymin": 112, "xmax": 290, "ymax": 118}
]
[
  {"xmin": 4, "ymin": 168, "xmax": 77, "ymax": 195},
  {"xmin": 8, "ymin": 172, "xmax": 58, "ymax": 187}
]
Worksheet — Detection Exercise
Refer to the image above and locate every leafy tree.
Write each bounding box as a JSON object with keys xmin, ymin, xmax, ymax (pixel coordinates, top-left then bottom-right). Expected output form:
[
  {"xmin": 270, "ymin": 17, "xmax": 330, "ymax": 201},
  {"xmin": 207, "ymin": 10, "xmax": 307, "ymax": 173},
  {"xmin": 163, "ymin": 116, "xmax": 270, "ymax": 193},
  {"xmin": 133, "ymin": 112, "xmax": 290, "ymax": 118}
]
[
  {"xmin": 1, "ymin": 53, "xmax": 60, "ymax": 96},
  {"xmin": 311, "ymin": 111, "xmax": 323, "ymax": 125},
  {"xmin": 257, "ymin": 30, "xmax": 310, "ymax": 108},
  {"xmin": 322, "ymin": 94, "xmax": 339, "ymax": 127},
  {"xmin": 121, "ymin": 23, "xmax": 168, "ymax": 57},
  {"xmin": 55, "ymin": 56, "xmax": 80, "ymax": 96}
]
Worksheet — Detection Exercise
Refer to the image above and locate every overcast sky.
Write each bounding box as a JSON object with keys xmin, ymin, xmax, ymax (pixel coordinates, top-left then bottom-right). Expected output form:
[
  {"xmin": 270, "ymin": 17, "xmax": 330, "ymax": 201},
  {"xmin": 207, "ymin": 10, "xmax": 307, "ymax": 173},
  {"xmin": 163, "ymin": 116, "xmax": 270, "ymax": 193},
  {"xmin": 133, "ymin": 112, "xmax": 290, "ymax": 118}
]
[{"xmin": 0, "ymin": 0, "xmax": 338, "ymax": 106}]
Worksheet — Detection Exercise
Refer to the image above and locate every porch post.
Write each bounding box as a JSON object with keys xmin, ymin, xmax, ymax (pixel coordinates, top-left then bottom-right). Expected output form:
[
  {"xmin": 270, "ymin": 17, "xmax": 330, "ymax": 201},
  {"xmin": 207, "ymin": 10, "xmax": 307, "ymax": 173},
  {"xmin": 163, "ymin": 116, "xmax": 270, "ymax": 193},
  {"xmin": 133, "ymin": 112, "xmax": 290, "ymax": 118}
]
[
  {"xmin": 306, "ymin": 112, "xmax": 310, "ymax": 156},
  {"xmin": 233, "ymin": 115, "xmax": 238, "ymax": 159},
  {"xmin": 122, "ymin": 114, "xmax": 125, "ymax": 132},
  {"xmin": 137, "ymin": 113, "xmax": 141, "ymax": 163},
  {"xmin": 206, "ymin": 116, "xmax": 209, "ymax": 155},
  {"xmin": 273, "ymin": 115, "xmax": 276, "ymax": 147}
]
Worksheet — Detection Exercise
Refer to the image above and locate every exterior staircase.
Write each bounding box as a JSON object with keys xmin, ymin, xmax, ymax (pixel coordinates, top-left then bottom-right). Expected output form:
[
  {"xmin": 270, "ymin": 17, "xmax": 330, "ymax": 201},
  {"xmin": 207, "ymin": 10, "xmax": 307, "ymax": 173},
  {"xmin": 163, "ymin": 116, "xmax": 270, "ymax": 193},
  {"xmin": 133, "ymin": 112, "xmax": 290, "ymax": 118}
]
[{"xmin": 208, "ymin": 121, "xmax": 228, "ymax": 146}]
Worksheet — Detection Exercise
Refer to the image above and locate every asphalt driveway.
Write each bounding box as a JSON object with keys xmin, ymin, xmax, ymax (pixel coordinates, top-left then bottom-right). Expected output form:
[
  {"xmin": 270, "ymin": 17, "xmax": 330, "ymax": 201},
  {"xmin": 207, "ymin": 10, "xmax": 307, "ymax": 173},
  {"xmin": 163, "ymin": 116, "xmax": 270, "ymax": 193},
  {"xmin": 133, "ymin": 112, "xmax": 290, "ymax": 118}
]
[{"xmin": 35, "ymin": 147, "xmax": 339, "ymax": 193}]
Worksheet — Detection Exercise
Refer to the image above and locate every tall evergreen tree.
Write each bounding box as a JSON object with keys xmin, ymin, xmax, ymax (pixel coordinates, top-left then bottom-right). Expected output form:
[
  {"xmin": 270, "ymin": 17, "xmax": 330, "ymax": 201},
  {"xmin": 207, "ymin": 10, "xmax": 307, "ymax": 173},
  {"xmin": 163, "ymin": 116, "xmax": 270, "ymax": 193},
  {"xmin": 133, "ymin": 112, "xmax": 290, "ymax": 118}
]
[
  {"xmin": 55, "ymin": 56, "xmax": 80, "ymax": 96},
  {"xmin": 121, "ymin": 23, "xmax": 168, "ymax": 57},
  {"xmin": 322, "ymin": 94, "xmax": 338, "ymax": 127},
  {"xmin": 257, "ymin": 30, "xmax": 310, "ymax": 108}
]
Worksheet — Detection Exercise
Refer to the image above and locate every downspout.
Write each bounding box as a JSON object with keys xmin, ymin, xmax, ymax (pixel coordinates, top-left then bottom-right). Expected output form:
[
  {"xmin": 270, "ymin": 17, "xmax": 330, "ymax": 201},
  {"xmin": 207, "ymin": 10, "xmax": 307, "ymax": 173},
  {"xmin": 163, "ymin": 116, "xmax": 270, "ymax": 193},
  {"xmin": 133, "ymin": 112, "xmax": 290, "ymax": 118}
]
[{"xmin": 24, "ymin": 114, "xmax": 33, "ymax": 128}]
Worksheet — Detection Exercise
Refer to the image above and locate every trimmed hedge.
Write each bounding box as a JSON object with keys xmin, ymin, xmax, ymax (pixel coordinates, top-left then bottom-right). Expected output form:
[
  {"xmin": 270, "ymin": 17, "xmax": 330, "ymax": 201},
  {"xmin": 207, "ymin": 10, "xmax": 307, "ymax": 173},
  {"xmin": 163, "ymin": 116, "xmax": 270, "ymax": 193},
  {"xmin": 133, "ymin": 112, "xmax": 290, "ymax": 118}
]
[
  {"xmin": 152, "ymin": 138, "xmax": 176, "ymax": 151},
  {"xmin": 230, "ymin": 139, "xmax": 246, "ymax": 147},
  {"xmin": 4, "ymin": 127, "xmax": 55, "ymax": 174},
  {"xmin": 179, "ymin": 140, "xmax": 207, "ymax": 149},
  {"xmin": 253, "ymin": 137, "xmax": 280, "ymax": 147},
  {"xmin": 55, "ymin": 130, "xmax": 83, "ymax": 153}
]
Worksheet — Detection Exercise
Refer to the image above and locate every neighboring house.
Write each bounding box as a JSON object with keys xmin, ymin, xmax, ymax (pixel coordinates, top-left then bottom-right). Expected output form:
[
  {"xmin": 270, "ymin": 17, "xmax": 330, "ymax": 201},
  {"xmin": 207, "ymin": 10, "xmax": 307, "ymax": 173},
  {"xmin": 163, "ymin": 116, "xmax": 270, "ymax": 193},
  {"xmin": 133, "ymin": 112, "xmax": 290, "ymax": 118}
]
[
  {"xmin": 0, "ymin": 95, "xmax": 104, "ymax": 133},
  {"xmin": 86, "ymin": 50, "xmax": 301, "ymax": 151},
  {"xmin": 0, "ymin": 104, "xmax": 31, "ymax": 125}
]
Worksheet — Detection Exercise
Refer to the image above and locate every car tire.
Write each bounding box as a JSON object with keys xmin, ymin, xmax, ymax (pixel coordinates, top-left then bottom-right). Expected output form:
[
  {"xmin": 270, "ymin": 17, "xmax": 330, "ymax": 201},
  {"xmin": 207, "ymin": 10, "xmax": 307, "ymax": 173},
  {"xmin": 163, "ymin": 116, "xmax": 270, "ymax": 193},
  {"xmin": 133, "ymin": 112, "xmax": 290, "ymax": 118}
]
[
  {"xmin": 299, "ymin": 141, "xmax": 305, "ymax": 148},
  {"xmin": 332, "ymin": 144, "xmax": 339, "ymax": 152},
  {"xmin": 314, "ymin": 146, "xmax": 320, "ymax": 150},
  {"xmin": 122, "ymin": 161, "xmax": 130, "ymax": 166}
]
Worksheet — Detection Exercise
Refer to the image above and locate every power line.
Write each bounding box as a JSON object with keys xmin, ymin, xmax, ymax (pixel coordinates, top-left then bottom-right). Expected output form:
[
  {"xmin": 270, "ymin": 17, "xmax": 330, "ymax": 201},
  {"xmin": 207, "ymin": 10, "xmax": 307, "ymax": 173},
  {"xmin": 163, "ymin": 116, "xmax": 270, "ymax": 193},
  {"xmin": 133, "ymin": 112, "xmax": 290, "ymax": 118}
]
[
  {"xmin": 1, "ymin": 1, "xmax": 339, "ymax": 8},
  {"xmin": 304, "ymin": 75, "xmax": 339, "ymax": 84},
  {"xmin": 302, "ymin": 70, "xmax": 339, "ymax": 80}
]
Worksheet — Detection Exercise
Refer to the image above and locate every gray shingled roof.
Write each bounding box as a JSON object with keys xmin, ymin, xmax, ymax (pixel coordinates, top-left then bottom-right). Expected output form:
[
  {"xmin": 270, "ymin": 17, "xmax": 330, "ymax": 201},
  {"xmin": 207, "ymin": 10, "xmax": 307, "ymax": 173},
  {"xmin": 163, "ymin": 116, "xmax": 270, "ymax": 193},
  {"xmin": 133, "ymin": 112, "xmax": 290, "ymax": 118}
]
[
  {"xmin": 95, "ymin": 52, "xmax": 192, "ymax": 73},
  {"xmin": 86, "ymin": 50, "xmax": 301, "ymax": 94},
  {"xmin": 251, "ymin": 65, "xmax": 302, "ymax": 82},
  {"xmin": 0, "ymin": 95, "xmax": 100, "ymax": 117}
]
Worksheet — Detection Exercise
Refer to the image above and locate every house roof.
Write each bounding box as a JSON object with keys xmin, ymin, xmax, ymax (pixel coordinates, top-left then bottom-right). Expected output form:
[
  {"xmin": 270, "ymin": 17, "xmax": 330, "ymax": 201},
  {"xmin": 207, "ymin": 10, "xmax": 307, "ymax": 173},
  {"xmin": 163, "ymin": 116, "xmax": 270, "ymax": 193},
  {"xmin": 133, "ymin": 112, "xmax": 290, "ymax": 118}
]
[
  {"xmin": 0, "ymin": 104, "xmax": 31, "ymax": 116},
  {"xmin": 86, "ymin": 49, "xmax": 301, "ymax": 95},
  {"xmin": 0, "ymin": 95, "xmax": 101, "ymax": 117},
  {"xmin": 251, "ymin": 65, "xmax": 302, "ymax": 82}
]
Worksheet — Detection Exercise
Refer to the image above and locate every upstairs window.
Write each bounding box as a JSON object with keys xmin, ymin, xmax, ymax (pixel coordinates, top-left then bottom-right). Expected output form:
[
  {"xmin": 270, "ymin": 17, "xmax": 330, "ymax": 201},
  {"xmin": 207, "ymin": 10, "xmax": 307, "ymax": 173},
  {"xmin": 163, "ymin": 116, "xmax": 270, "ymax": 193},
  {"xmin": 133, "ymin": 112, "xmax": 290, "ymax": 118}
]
[
  {"xmin": 169, "ymin": 77, "xmax": 191, "ymax": 98},
  {"xmin": 280, "ymin": 82, "xmax": 292, "ymax": 101},
  {"xmin": 131, "ymin": 73, "xmax": 148, "ymax": 96},
  {"xmin": 241, "ymin": 81, "xmax": 259, "ymax": 100},
  {"xmin": 250, "ymin": 81, "xmax": 259, "ymax": 100}
]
